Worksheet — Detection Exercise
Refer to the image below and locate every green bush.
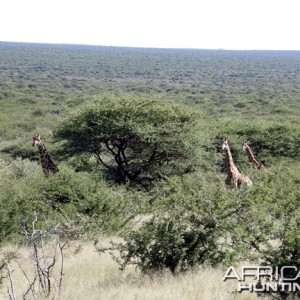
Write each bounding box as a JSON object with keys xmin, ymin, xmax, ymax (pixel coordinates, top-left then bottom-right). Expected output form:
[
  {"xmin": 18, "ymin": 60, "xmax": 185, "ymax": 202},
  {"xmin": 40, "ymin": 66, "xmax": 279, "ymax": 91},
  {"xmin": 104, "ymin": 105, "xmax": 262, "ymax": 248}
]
[
  {"xmin": 113, "ymin": 216, "xmax": 231, "ymax": 274},
  {"xmin": 104, "ymin": 158, "xmax": 300, "ymax": 276},
  {"xmin": 215, "ymin": 119, "xmax": 300, "ymax": 160},
  {"xmin": 0, "ymin": 138, "xmax": 36, "ymax": 160},
  {"xmin": 0, "ymin": 161, "xmax": 149, "ymax": 243},
  {"xmin": 0, "ymin": 176, "xmax": 52, "ymax": 242},
  {"xmin": 33, "ymin": 165, "xmax": 146, "ymax": 233},
  {"xmin": 108, "ymin": 175, "xmax": 240, "ymax": 273},
  {"xmin": 9, "ymin": 157, "xmax": 41, "ymax": 179}
]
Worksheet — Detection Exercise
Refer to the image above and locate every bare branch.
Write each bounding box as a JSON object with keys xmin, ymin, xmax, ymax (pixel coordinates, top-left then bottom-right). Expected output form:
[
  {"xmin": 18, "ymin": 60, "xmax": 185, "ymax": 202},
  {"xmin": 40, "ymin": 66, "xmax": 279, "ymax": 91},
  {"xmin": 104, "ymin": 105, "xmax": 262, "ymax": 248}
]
[
  {"xmin": 58, "ymin": 241, "xmax": 68, "ymax": 296},
  {"xmin": 3, "ymin": 258, "xmax": 16, "ymax": 300},
  {"xmin": 7, "ymin": 213, "xmax": 68, "ymax": 300},
  {"xmin": 19, "ymin": 264, "xmax": 37, "ymax": 300}
]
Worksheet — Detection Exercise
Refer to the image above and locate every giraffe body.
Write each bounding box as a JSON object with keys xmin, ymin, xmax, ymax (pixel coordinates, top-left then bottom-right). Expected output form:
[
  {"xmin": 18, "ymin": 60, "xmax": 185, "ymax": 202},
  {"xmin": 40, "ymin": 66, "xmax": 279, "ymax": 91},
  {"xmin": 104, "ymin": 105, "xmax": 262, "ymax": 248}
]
[
  {"xmin": 242, "ymin": 141, "xmax": 265, "ymax": 170},
  {"xmin": 32, "ymin": 133, "xmax": 59, "ymax": 174},
  {"xmin": 222, "ymin": 139, "xmax": 252, "ymax": 188}
]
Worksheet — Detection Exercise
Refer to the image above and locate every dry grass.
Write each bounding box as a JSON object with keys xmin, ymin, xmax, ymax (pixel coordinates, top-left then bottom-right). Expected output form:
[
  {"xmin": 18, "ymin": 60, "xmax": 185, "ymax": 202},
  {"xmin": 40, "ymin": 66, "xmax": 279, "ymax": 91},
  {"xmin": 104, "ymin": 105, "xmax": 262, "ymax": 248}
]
[{"xmin": 0, "ymin": 241, "xmax": 260, "ymax": 300}]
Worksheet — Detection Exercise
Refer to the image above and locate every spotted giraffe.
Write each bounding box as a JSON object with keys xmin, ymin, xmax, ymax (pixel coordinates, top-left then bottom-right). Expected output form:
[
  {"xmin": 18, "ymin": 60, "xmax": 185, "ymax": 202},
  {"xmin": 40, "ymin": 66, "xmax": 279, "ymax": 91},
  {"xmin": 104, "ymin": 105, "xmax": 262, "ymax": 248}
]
[
  {"xmin": 221, "ymin": 139, "xmax": 252, "ymax": 188},
  {"xmin": 242, "ymin": 140, "xmax": 266, "ymax": 170},
  {"xmin": 32, "ymin": 133, "xmax": 59, "ymax": 174}
]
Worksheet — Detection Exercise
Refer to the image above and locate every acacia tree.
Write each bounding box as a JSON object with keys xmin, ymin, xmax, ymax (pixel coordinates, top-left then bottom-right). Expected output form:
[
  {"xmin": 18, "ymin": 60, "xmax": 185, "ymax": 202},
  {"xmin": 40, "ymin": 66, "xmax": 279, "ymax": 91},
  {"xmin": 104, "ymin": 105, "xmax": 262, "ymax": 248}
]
[{"xmin": 54, "ymin": 94, "xmax": 199, "ymax": 187}]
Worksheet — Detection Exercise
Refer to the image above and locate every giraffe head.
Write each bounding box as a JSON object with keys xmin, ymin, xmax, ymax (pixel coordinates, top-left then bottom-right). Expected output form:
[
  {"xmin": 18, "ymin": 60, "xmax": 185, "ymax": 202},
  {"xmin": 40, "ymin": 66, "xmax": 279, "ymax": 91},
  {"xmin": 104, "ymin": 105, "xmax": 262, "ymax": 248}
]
[
  {"xmin": 221, "ymin": 139, "xmax": 229, "ymax": 151},
  {"xmin": 242, "ymin": 140, "xmax": 249, "ymax": 151},
  {"xmin": 32, "ymin": 133, "xmax": 42, "ymax": 147}
]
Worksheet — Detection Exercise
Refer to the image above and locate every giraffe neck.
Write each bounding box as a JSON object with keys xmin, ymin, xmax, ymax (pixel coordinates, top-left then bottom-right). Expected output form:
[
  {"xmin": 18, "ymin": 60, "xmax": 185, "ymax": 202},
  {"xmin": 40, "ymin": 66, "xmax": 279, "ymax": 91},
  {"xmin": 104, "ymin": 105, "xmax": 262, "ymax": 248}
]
[
  {"xmin": 37, "ymin": 143, "xmax": 49, "ymax": 158},
  {"xmin": 245, "ymin": 146, "xmax": 261, "ymax": 167},
  {"xmin": 37, "ymin": 143, "xmax": 58, "ymax": 173},
  {"xmin": 225, "ymin": 147, "xmax": 239, "ymax": 175}
]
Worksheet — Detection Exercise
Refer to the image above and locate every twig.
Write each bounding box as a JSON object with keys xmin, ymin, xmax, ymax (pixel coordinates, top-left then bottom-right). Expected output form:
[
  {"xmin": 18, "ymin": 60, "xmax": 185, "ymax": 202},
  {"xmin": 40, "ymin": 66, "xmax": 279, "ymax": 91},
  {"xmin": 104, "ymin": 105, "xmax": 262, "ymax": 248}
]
[
  {"xmin": 3, "ymin": 258, "xmax": 16, "ymax": 300},
  {"xmin": 19, "ymin": 264, "xmax": 37, "ymax": 300},
  {"xmin": 58, "ymin": 241, "xmax": 68, "ymax": 297}
]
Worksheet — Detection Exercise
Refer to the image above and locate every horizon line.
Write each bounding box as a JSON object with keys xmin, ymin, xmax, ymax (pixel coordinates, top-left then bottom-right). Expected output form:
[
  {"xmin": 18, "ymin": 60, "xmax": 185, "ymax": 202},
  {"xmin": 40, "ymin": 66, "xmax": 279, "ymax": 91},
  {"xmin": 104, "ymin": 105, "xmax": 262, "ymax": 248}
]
[{"xmin": 1, "ymin": 40, "xmax": 300, "ymax": 52}]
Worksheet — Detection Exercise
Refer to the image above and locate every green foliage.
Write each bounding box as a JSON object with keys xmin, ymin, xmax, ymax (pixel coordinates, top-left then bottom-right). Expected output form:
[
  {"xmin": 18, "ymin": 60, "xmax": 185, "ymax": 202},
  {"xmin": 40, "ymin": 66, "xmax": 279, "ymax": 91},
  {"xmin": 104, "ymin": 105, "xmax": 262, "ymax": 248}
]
[
  {"xmin": 9, "ymin": 158, "xmax": 41, "ymax": 179},
  {"xmin": 206, "ymin": 118, "xmax": 300, "ymax": 176},
  {"xmin": 109, "ymin": 159, "xmax": 300, "ymax": 276},
  {"xmin": 0, "ymin": 138, "xmax": 36, "ymax": 160},
  {"xmin": 0, "ymin": 163, "xmax": 147, "ymax": 243},
  {"xmin": 0, "ymin": 177, "xmax": 49, "ymax": 242},
  {"xmin": 113, "ymin": 216, "xmax": 230, "ymax": 274},
  {"xmin": 252, "ymin": 165, "xmax": 300, "ymax": 298},
  {"xmin": 110, "ymin": 176, "xmax": 239, "ymax": 273},
  {"xmin": 55, "ymin": 94, "xmax": 199, "ymax": 187},
  {"xmin": 240, "ymin": 123, "xmax": 300, "ymax": 159},
  {"xmin": 1, "ymin": 43, "xmax": 300, "ymax": 283}
]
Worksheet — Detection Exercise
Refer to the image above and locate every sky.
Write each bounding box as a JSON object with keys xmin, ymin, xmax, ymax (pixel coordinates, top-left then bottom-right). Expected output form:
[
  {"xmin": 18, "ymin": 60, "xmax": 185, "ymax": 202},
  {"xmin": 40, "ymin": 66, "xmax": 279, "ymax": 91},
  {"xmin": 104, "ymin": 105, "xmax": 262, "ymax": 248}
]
[{"xmin": 0, "ymin": 0, "xmax": 299, "ymax": 50}]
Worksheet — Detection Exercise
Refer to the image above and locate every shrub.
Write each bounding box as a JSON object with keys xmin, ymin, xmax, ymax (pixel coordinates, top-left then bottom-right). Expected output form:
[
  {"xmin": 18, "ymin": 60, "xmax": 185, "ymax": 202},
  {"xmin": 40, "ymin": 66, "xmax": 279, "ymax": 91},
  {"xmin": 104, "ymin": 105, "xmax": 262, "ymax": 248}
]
[
  {"xmin": 105, "ymin": 175, "xmax": 241, "ymax": 274},
  {"xmin": 101, "ymin": 159, "xmax": 300, "ymax": 276},
  {"xmin": 0, "ymin": 162, "xmax": 147, "ymax": 243},
  {"xmin": 9, "ymin": 157, "xmax": 41, "ymax": 179},
  {"xmin": 0, "ymin": 138, "xmax": 36, "ymax": 160},
  {"xmin": 112, "ymin": 216, "xmax": 230, "ymax": 274},
  {"xmin": 215, "ymin": 119, "xmax": 300, "ymax": 161}
]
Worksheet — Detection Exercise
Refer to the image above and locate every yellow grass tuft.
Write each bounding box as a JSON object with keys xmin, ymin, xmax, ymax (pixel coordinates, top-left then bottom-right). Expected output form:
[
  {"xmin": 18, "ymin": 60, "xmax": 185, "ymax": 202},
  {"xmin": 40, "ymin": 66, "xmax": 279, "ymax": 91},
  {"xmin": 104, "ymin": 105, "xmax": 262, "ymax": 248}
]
[{"xmin": 0, "ymin": 241, "xmax": 259, "ymax": 300}]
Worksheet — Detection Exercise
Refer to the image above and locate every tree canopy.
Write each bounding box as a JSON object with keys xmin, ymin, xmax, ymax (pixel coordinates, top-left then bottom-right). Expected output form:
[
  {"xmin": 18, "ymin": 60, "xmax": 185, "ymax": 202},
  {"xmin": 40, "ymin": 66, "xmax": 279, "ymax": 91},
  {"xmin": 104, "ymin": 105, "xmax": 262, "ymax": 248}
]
[{"xmin": 54, "ymin": 94, "xmax": 200, "ymax": 187}]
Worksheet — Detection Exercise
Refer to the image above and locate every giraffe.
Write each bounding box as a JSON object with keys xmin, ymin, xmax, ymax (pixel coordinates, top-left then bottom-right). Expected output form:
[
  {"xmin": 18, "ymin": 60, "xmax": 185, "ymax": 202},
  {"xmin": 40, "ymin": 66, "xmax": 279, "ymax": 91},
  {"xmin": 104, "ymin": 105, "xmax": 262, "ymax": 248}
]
[
  {"xmin": 32, "ymin": 133, "xmax": 59, "ymax": 174},
  {"xmin": 242, "ymin": 140, "xmax": 266, "ymax": 170},
  {"xmin": 221, "ymin": 139, "xmax": 252, "ymax": 188}
]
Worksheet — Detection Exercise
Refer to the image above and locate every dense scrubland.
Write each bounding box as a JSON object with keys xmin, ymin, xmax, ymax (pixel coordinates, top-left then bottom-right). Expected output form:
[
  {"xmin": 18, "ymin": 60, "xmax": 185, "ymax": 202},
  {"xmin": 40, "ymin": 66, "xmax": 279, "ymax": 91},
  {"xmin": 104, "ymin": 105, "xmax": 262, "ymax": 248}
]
[{"xmin": 0, "ymin": 42, "xmax": 300, "ymax": 299}]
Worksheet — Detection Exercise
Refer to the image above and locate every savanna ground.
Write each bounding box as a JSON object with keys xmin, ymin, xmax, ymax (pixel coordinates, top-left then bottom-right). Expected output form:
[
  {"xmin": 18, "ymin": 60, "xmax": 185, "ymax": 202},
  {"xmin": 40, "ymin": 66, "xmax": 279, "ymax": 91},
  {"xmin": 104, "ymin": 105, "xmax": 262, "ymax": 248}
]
[
  {"xmin": 0, "ymin": 42, "xmax": 300, "ymax": 299},
  {"xmin": 1, "ymin": 241, "xmax": 258, "ymax": 300}
]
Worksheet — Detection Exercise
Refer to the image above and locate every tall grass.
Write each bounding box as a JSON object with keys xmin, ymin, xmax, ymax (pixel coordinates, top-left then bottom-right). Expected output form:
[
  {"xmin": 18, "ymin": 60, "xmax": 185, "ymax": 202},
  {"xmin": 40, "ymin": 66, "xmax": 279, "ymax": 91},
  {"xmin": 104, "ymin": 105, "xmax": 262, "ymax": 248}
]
[{"xmin": 0, "ymin": 242, "xmax": 259, "ymax": 300}]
